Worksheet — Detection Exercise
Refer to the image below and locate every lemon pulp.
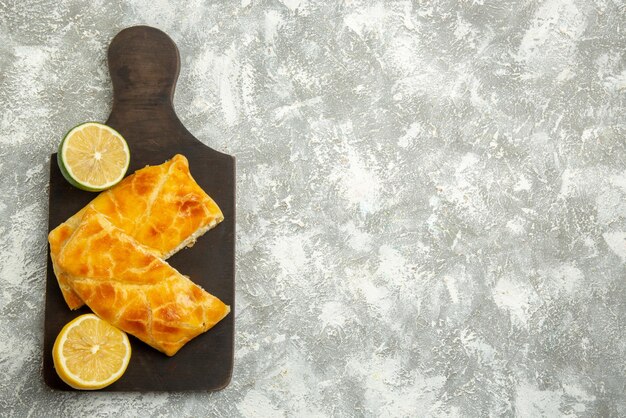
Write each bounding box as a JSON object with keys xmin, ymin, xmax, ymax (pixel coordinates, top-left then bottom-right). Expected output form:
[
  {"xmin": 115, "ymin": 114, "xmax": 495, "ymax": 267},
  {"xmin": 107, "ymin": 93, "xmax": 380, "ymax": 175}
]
[
  {"xmin": 58, "ymin": 122, "xmax": 130, "ymax": 192},
  {"xmin": 52, "ymin": 314, "xmax": 131, "ymax": 390}
]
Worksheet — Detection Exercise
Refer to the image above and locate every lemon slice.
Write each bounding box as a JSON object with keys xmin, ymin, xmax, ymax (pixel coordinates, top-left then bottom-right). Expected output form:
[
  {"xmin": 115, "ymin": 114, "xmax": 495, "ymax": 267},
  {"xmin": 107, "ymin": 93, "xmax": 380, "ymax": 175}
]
[
  {"xmin": 53, "ymin": 314, "xmax": 131, "ymax": 390},
  {"xmin": 58, "ymin": 122, "xmax": 130, "ymax": 191}
]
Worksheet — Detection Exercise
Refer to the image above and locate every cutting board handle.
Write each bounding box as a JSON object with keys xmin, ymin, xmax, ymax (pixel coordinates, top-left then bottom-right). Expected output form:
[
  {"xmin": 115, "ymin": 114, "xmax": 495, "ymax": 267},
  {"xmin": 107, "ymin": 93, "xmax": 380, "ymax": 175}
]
[
  {"xmin": 106, "ymin": 26, "xmax": 222, "ymax": 153},
  {"xmin": 108, "ymin": 26, "xmax": 180, "ymax": 106}
]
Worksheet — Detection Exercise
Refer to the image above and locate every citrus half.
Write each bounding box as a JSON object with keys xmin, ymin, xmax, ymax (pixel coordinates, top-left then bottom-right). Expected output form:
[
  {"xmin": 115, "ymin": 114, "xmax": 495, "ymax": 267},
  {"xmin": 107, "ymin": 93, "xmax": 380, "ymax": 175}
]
[
  {"xmin": 52, "ymin": 314, "xmax": 131, "ymax": 390},
  {"xmin": 58, "ymin": 122, "xmax": 130, "ymax": 191}
]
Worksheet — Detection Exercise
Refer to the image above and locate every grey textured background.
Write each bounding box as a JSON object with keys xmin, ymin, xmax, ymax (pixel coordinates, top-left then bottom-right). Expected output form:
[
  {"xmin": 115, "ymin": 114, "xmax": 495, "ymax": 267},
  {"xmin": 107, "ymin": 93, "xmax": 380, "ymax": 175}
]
[{"xmin": 1, "ymin": 0, "xmax": 625, "ymax": 416}]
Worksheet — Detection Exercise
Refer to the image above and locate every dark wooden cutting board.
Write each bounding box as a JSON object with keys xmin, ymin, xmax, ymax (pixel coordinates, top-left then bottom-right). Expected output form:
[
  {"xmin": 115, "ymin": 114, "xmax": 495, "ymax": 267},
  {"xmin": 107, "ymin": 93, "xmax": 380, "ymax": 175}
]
[{"xmin": 43, "ymin": 26, "xmax": 235, "ymax": 391}]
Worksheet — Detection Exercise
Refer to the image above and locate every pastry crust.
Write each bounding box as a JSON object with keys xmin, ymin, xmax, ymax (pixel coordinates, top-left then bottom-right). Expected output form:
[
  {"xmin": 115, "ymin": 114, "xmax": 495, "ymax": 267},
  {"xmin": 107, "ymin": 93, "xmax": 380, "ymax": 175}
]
[
  {"xmin": 56, "ymin": 209, "xmax": 230, "ymax": 356},
  {"xmin": 49, "ymin": 154, "xmax": 223, "ymax": 309}
]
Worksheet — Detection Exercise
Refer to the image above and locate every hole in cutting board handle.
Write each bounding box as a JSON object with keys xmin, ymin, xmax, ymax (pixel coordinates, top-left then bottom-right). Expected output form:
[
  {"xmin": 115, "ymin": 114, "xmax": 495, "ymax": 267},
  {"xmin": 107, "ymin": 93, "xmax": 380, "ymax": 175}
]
[{"xmin": 108, "ymin": 26, "xmax": 181, "ymax": 104}]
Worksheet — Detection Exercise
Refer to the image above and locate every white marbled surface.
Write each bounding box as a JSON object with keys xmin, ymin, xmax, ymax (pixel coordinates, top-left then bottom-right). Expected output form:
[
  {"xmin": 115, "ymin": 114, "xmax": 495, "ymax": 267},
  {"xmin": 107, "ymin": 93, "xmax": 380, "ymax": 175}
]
[{"xmin": 1, "ymin": 0, "xmax": 625, "ymax": 416}]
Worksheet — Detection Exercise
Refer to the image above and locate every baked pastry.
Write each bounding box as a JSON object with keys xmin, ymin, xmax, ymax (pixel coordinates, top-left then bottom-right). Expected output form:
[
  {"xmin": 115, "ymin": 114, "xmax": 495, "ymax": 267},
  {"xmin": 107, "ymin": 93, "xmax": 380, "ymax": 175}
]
[
  {"xmin": 49, "ymin": 154, "xmax": 223, "ymax": 309},
  {"xmin": 55, "ymin": 208, "xmax": 230, "ymax": 356}
]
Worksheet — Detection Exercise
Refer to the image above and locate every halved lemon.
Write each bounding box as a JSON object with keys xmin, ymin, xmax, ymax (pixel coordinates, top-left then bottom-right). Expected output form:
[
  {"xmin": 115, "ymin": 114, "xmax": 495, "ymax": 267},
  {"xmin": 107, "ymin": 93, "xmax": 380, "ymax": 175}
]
[
  {"xmin": 58, "ymin": 122, "xmax": 130, "ymax": 191},
  {"xmin": 52, "ymin": 314, "xmax": 131, "ymax": 390}
]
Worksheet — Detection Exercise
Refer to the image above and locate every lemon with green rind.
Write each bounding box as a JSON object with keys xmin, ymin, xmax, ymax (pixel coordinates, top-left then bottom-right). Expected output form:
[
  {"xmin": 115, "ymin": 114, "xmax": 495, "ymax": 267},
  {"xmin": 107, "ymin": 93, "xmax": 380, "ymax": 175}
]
[{"xmin": 57, "ymin": 122, "xmax": 130, "ymax": 192}]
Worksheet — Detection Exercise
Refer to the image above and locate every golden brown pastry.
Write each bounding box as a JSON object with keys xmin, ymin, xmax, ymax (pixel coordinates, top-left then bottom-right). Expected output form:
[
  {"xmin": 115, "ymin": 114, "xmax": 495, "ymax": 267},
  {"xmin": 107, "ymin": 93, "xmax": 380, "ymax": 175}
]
[
  {"xmin": 49, "ymin": 154, "xmax": 223, "ymax": 310},
  {"xmin": 56, "ymin": 208, "xmax": 230, "ymax": 356}
]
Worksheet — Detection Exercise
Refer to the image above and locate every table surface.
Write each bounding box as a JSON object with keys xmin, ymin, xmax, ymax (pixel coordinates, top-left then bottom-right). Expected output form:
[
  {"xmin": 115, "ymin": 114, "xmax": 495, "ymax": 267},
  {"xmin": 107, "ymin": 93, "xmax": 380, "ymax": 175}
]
[{"xmin": 1, "ymin": 1, "xmax": 625, "ymax": 417}]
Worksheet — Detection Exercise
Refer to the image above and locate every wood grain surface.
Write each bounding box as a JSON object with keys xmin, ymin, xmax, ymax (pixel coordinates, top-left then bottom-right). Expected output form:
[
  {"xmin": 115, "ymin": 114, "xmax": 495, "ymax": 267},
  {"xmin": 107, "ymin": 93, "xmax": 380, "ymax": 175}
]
[{"xmin": 43, "ymin": 26, "xmax": 235, "ymax": 391}]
